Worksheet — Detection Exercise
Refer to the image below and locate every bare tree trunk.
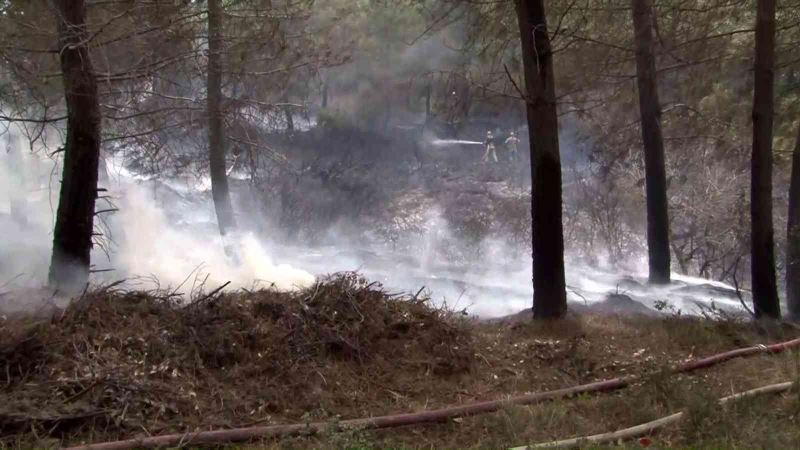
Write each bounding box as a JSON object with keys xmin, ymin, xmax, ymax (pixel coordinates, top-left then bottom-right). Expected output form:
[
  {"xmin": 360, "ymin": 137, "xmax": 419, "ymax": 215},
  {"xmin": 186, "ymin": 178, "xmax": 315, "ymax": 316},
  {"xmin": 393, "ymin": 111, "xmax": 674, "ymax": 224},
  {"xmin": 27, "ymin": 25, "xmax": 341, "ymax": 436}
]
[
  {"xmin": 514, "ymin": 0, "xmax": 567, "ymax": 319},
  {"xmin": 425, "ymin": 81, "xmax": 432, "ymax": 123},
  {"xmin": 284, "ymin": 107, "xmax": 294, "ymax": 133},
  {"xmin": 383, "ymin": 98, "xmax": 392, "ymax": 132},
  {"xmin": 321, "ymin": 78, "xmax": 329, "ymax": 109},
  {"xmin": 751, "ymin": 0, "xmax": 781, "ymax": 318},
  {"xmin": 283, "ymin": 94, "xmax": 294, "ymax": 133},
  {"xmin": 787, "ymin": 123, "xmax": 800, "ymax": 320},
  {"xmin": 207, "ymin": 0, "xmax": 237, "ymax": 238},
  {"xmin": 632, "ymin": 0, "xmax": 671, "ymax": 285},
  {"xmin": 48, "ymin": 0, "xmax": 101, "ymax": 291},
  {"xmin": 459, "ymin": 78, "xmax": 471, "ymax": 121}
]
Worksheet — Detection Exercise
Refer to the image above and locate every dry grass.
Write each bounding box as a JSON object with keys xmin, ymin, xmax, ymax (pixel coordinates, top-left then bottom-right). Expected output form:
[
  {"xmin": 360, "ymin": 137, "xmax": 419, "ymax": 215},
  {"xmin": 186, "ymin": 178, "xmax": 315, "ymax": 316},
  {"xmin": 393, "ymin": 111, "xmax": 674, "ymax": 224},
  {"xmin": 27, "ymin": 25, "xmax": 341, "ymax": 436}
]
[
  {"xmin": 0, "ymin": 273, "xmax": 473, "ymax": 448},
  {"xmin": 0, "ymin": 276, "xmax": 798, "ymax": 449}
]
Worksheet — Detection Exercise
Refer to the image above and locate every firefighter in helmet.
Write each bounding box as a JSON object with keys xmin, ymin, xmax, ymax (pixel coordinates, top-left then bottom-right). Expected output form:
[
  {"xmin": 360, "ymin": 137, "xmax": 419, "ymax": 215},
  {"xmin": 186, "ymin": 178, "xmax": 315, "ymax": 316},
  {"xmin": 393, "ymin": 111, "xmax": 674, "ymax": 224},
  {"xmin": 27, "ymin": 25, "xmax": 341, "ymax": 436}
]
[
  {"xmin": 505, "ymin": 130, "xmax": 520, "ymax": 162},
  {"xmin": 482, "ymin": 130, "xmax": 498, "ymax": 163}
]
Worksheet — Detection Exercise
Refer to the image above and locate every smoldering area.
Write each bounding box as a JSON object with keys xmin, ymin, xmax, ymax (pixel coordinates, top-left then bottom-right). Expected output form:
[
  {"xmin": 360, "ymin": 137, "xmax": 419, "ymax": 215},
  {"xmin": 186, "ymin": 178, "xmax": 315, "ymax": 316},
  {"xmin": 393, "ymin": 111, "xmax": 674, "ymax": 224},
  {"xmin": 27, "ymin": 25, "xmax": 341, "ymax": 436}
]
[{"xmin": 0, "ymin": 122, "xmax": 748, "ymax": 319}]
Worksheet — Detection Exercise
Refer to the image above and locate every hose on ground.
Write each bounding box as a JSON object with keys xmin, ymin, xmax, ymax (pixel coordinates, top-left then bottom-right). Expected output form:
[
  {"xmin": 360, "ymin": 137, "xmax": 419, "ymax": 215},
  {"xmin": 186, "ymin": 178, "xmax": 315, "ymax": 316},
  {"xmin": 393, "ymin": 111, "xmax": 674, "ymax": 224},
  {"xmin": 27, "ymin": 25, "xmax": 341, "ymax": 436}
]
[
  {"xmin": 64, "ymin": 336, "xmax": 800, "ymax": 450},
  {"xmin": 509, "ymin": 381, "xmax": 796, "ymax": 449}
]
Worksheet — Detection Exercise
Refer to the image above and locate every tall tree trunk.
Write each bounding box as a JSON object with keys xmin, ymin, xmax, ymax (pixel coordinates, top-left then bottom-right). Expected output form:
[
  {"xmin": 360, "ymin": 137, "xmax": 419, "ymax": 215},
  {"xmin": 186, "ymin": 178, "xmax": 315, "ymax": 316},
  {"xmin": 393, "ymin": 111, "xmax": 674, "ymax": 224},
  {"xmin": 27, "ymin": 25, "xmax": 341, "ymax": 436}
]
[
  {"xmin": 48, "ymin": 0, "xmax": 101, "ymax": 291},
  {"xmin": 750, "ymin": 0, "xmax": 781, "ymax": 318},
  {"xmin": 787, "ymin": 123, "xmax": 800, "ymax": 320},
  {"xmin": 632, "ymin": 0, "xmax": 671, "ymax": 285},
  {"xmin": 284, "ymin": 106, "xmax": 294, "ymax": 133},
  {"xmin": 514, "ymin": 0, "xmax": 567, "ymax": 319},
  {"xmin": 283, "ymin": 93, "xmax": 294, "ymax": 133},
  {"xmin": 425, "ymin": 81, "xmax": 432, "ymax": 124},
  {"xmin": 383, "ymin": 99, "xmax": 392, "ymax": 132},
  {"xmin": 321, "ymin": 78, "xmax": 329, "ymax": 109},
  {"xmin": 459, "ymin": 78, "xmax": 471, "ymax": 121},
  {"xmin": 207, "ymin": 0, "xmax": 237, "ymax": 238}
]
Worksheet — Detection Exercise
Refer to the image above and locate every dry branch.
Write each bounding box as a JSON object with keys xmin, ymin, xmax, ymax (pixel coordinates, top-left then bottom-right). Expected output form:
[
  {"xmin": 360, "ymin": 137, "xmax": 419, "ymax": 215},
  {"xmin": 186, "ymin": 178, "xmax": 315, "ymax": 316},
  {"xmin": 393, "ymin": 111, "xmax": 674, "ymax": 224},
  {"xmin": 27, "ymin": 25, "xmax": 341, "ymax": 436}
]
[
  {"xmin": 63, "ymin": 336, "xmax": 800, "ymax": 450},
  {"xmin": 187, "ymin": 281, "xmax": 231, "ymax": 308},
  {"xmin": 510, "ymin": 381, "xmax": 796, "ymax": 449}
]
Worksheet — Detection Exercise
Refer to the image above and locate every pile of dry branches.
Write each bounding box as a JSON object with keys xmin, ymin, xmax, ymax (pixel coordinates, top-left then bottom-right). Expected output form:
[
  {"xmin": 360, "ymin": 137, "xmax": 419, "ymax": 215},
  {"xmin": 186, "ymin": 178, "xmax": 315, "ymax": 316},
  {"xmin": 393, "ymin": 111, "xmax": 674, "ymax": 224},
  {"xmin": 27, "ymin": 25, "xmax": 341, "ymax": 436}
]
[{"xmin": 0, "ymin": 273, "xmax": 474, "ymax": 446}]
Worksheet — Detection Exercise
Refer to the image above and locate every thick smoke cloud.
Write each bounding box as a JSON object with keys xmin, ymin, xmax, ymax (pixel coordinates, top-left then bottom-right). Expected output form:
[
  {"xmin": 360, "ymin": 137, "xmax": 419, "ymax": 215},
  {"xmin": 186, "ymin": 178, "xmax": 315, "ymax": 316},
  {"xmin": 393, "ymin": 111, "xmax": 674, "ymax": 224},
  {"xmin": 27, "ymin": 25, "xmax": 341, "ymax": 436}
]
[
  {"xmin": 0, "ymin": 12, "xmax": 751, "ymax": 319},
  {"xmin": 113, "ymin": 180, "xmax": 315, "ymax": 291},
  {"xmin": 0, "ymin": 122, "xmax": 748, "ymax": 318},
  {"xmin": 0, "ymin": 125, "xmax": 313, "ymax": 313},
  {"xmin": 0, "ymin": 127, "xmax": 57, "ymax": 290}
]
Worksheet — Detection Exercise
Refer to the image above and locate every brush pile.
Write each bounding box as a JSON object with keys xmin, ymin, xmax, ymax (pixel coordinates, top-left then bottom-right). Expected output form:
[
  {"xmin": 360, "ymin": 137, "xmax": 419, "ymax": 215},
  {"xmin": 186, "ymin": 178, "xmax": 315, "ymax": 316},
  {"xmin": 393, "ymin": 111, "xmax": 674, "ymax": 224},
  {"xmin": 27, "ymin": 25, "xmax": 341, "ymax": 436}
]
[{"xmin": 0, "ymin": 273, "xmax": 474, "ymax": 447}]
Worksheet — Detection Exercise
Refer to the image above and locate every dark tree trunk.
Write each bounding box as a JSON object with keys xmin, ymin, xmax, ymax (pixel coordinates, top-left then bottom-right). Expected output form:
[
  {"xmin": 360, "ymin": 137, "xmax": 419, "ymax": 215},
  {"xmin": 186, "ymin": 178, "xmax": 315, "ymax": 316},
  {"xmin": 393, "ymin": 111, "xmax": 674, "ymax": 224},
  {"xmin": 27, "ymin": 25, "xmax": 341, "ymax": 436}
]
[
  {"xmin": 283, "ymin": 93, "xmax": 294, "ymax": 133},
  {"xmin": 321, "ymin": 78, "xmax": 329, "ymax": 109},
  {"xmin": 207, "ymin": 0, "xmax": 237, "ymax": 237},
  {"xmin": 48, "ymin": 0, "xmax": 101, "ymax": 291},
  {"xmin": 750, "ymin": 0, "xmax": 781, "ymax": 318},
  {"xmin": 632, "ymin": 0, "xmax": 671, "ymax": 285},
  {"xmin": 425, "ymin": 81, "xmax": 432, "ymax": 123},
  {"xmin": 284, "ymin": 106, "xmax": 294, "ymax": 133},
  {"xmin": 459, "ymin": 79, "xmax": 471, "ymax": 121},
  {"xmin": 787, "ymin": 123, "xmax": 800, "ymax": 320},
  {"xmin": 514, "ymin": 0, "xmax": 567, "ymax": 319},
  {"xmin": 383, "ymin": 95, "xmax": 392, "ymax": 132}
]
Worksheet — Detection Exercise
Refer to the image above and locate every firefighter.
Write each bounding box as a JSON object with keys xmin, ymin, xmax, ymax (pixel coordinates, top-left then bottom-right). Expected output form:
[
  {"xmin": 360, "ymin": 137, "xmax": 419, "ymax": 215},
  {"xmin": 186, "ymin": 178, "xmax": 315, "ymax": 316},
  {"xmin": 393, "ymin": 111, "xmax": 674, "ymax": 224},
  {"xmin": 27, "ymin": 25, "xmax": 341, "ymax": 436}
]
[
  {"xmin": 505, "ymin": 131, "xmax": 520, "ymax": 162},
  {"xmin": 482, "ymin": 130, "xmax": 498, "ymax": 163}
]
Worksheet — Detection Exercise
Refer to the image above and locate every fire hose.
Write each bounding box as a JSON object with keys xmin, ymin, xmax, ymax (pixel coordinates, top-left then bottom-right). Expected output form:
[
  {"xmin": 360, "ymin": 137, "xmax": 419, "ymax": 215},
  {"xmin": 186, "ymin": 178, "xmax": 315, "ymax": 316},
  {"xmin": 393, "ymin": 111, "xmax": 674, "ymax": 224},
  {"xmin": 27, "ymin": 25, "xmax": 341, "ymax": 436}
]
[
  {"xmin": 65, "ymin": 336, "xmax": 800, "ymax": 450},
  {"xmin": 510, "ymin": 381, "xmax": 796, "ymax": 449}
]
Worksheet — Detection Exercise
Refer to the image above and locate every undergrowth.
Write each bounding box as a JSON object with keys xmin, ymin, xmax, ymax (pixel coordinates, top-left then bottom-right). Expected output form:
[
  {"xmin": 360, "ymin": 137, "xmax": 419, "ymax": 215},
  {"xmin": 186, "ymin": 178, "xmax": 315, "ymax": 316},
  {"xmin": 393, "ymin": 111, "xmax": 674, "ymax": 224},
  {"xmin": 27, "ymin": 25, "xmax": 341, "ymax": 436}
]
[
  {"xmin": 0, "ymin": 275, "xmax": 798, "ymax": 449},
  {"xmin": 0, "ymin": 273, "xmax": 473, "ymax": 448}
]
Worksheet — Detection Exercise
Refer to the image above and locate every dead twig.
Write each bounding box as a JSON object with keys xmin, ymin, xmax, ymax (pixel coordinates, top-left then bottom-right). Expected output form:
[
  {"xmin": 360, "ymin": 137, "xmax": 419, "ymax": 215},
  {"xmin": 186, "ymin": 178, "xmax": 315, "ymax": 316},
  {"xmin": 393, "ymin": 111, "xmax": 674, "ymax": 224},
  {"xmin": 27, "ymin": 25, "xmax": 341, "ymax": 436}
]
[
  {"xmin": 504, "ymin": 63, "xmax": 528, "ymax": 103},
  {"xmin": 63, "ymin": 380, "xmax": 101, "ymax": 404},
  {"xmin": 187, "ymin": 281, "xmax": 231, "ymax": 308},
  {"xmin": 61, "ymin": 337, "xmax": 800, "ymax": 450}
]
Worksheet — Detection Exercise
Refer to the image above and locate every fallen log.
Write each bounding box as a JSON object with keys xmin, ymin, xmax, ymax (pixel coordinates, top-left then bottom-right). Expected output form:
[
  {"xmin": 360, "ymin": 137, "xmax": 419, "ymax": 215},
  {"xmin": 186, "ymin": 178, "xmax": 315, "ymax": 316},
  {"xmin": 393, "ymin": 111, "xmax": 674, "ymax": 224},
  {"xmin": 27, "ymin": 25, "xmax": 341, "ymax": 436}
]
[{"xmin": 64, "ymin": 336, "xmax": 800, "ymax": 450}]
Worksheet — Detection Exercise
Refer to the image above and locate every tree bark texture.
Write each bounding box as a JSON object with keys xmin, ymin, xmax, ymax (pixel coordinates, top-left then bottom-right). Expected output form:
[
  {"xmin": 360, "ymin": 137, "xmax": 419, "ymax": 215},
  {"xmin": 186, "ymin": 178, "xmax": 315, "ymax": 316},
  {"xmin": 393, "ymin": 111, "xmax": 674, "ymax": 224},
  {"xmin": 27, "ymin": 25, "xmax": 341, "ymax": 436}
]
[
  {"xmin": 751, "ymin": 0, "xmax": 781, "ymax": 318},
  {"xmin": 48, "ymin": 0, "xmax": 101, "ymax": 291},
  {"xmin": 632, "ymin": 0, "xmax": 671, "ymax": 285},
  {"xmin": 207, "ymin": 0, "xmax": 237, "ymax": 237},
  {"xmin": 514, "ymin": 0, "xmax": 568, "ymax": 319}
]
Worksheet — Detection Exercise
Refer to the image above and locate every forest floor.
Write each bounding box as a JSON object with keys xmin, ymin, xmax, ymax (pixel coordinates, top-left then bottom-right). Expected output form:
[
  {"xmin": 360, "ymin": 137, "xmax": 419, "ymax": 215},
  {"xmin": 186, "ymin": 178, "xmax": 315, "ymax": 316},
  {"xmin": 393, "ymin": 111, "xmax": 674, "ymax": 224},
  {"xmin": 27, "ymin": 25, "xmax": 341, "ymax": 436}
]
[{"xmin": 1, "ymin": 274, "xmax": 798, "ymax": 450}]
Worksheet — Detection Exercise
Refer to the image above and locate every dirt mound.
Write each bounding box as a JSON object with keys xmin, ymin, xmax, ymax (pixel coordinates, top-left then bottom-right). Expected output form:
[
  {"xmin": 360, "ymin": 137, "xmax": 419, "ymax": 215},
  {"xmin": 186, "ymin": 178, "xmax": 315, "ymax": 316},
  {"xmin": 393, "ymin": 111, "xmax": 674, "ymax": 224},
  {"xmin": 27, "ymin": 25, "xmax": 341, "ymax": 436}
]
[{"xmin": 0, "ymin": 274, "xmax": 474, "ymax": 446}]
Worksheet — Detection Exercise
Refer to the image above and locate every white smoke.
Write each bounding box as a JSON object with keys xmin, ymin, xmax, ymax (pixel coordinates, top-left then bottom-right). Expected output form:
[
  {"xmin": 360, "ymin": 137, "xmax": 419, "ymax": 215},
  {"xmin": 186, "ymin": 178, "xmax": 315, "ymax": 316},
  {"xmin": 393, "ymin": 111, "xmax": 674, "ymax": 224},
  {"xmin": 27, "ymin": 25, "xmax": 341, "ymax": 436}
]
[
  {"xmin": 0, "ymin": 127, "xmax": 59, "ymax": 289},
  {"xmin": 0, "ymin": 122, "xmax": 748, "ymax": 319},
  {"xmin": 113, "ymin": 182, "xmax": 315, "ymax": 291},
  {"xmin": 0, "ymin": 125, "xmax": 314, "ymax": 312}
]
